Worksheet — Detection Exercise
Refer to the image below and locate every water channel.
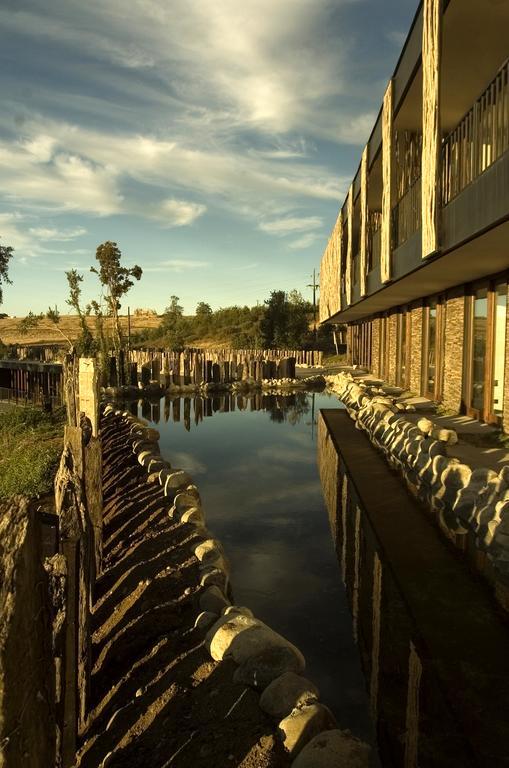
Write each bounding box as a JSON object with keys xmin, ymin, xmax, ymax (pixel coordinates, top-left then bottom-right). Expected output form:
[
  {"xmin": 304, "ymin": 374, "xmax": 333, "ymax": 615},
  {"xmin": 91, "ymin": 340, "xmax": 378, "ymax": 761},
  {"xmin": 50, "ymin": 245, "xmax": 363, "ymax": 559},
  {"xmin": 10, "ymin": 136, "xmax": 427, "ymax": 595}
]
[{"xmin": 126, "ymin": 388, "xmax": 509, "ymax": 768}]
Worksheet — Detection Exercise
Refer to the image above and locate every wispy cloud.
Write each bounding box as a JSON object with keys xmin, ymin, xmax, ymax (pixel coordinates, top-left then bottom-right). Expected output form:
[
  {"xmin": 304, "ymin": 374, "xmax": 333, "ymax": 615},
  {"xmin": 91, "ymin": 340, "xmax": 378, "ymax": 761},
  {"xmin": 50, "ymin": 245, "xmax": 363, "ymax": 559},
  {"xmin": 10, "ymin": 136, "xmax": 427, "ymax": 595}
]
[
  {"xmin": 288, "ymin": 233, "xmax": 322, "ymax": 250},
  {"xmin": 159, "ymin": 199, "xmax": 207, "ymax": 227},
  {"xmin": 143, "ymin": 259, "xmax": 210, "ymax": 273},
  {"xmin": 259, "ymin": 216, "xmax": 323, "ymax": 235},
  {"xmin": 28, "ymin": 226, "xmax": 86, "ymax": 241}
]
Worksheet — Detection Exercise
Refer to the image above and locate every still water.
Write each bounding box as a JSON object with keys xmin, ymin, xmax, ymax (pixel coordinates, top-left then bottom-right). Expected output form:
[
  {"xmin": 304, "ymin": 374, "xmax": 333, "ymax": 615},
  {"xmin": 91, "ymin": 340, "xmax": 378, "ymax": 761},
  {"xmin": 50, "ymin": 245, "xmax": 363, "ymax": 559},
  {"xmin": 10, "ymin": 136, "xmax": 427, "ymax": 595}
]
[{"xmin": 133, "ymin": 390, "xmax": 374, "ymax": 741}]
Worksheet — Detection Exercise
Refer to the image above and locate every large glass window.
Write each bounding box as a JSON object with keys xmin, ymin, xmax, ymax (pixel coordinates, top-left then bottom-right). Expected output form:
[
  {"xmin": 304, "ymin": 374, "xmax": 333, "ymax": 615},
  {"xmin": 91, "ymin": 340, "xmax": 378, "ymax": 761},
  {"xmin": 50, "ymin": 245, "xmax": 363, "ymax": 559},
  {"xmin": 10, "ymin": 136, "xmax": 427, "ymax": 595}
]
[
  {"xmin": 472, "ymin": 289, "xmax": 488, "ymax": 411},
  {"xmin": 464, "ymin": 282, "xmax": 507, "ymax": 422},
  {"xmin": 492, "ymin": 285, "xmax": 507, "ymax": 416}
]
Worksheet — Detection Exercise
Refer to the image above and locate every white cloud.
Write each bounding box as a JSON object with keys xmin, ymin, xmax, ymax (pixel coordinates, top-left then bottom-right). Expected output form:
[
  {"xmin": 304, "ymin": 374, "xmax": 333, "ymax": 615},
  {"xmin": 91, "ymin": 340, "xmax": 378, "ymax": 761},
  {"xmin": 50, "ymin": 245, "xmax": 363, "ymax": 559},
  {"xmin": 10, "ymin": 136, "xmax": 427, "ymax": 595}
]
[
  {"xmin": 288, "ymin": 233, "xmax": 321, "ymax": 250},
  {"xmin": 160, "ymin": 199, "xmax": 206, "ymax": 227},
  {"xmin": 28, "ymin": 226, "xmax": 86, "ymax": 241},
  {"xmin": 143, "ymin": 259, "xmax": 209, "ymax": 273},
  {"xmin": 259, "ymin": 216, "xmax": 322, "ymax": 235}
]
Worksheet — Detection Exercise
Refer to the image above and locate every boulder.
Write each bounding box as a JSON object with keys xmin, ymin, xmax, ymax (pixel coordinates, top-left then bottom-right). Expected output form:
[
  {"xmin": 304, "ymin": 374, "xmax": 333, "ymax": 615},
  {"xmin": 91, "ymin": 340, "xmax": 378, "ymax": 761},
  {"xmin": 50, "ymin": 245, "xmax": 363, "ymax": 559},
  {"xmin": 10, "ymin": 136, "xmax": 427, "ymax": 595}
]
[
  {"xmin": 164, "ymin": 470, "xmax": 193, "ymax": 494},
  {"xmin": 194, "ymin": 611, "xmax": 218, "ymax": 630},
  {"xmin": 291, "ymin": 729, "xmax": 370, "ymax": 768},
  {"xmin": 278, "ymin": 703, "xmax": 336, "ymax": 757},
  {"xmin": 259, "ymin": 672, "xmax": 319, "ymax": 719},
  {"xmin": 199, "ymin": 585, "xmax": 230, "ymax": 614},
  {"xmin": 233, "ymin": 644, "xmax": 305, "ymax": 689},
  {"xmin": 180, "ymin": 507, "xmax": 204, "ymax": 525}
]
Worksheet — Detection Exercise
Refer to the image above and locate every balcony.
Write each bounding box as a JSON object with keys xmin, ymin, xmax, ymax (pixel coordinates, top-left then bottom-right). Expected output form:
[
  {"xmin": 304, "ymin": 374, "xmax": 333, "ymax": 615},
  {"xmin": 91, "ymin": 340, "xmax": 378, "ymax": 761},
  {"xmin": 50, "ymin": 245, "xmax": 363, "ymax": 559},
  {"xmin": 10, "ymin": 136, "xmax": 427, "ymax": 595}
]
[
  {"xmin": 442, "ymin": 58, "xmax": 509, "ymax": 207},
  {"xmin": 391, "ymin": 176, "xmax": 422, "ymax": 249}
]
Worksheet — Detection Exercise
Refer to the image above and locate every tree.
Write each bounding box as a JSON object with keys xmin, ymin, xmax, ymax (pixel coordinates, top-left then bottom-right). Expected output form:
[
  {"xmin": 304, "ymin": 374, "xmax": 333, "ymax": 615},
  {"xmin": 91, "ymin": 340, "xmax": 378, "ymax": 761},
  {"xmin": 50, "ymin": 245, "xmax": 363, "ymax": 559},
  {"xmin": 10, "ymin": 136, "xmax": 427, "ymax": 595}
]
[
  {"xmin": 90, "ymin": 241, "xmax": 142, "ymax": 356},
  {"xmin": 0, "ymin": 240, "xmax": 14, "ymax": 304},
  {"xmin": 260, "ymin": 290, "xmax": 289, "ymax": 348},
  {"xmin": 159, "ymin": 296, "xmax": 189, "ymax": 351},
  {"xmin": 66, "ymin": 269, "xmax": 95, "ymax": 355},
  {"xmin": 17, "ymin": 309, "xmax": 73, "ymax": 349}
]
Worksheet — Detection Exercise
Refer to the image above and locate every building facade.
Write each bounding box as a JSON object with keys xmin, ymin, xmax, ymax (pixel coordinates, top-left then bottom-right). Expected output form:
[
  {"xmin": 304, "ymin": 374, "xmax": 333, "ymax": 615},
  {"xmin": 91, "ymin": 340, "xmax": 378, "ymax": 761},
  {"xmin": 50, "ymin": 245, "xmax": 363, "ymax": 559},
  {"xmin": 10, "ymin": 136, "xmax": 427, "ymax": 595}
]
[{"xmin": 319, "ymin": 0, "xmax": 509, "ymax": 429}]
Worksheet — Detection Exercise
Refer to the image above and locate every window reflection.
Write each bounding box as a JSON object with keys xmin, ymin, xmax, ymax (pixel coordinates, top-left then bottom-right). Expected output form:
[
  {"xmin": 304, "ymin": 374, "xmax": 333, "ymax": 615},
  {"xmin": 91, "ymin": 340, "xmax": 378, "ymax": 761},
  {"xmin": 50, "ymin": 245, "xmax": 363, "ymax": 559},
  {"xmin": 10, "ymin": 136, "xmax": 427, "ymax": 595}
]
[{"xmin": 472, "ymin": 289, "xmax": 488, "ymax": 412}]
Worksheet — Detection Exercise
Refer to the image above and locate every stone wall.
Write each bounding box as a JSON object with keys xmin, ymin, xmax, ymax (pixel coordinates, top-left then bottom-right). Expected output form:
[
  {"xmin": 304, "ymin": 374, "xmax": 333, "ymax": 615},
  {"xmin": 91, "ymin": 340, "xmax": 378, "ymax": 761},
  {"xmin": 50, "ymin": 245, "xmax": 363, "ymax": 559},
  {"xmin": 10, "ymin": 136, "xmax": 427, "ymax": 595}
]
[
  {"xmin": 319, "ymin": 214, "xmax": 342, "ymax": 323},
  {"xmin": 387, "ymin": 313, "xmax": 398, "ymax": 385},
  {"xmin": 326, "ymin": 371, "xmax": 509, "ymax": 613},
  {"xmin": 442, "ymin": 287, "xmax": 465, "ymax": 413},
  {"xmin": 371, "ymin": 317, "xmax": 381, "ymax": 377},
  {"xmin": 409, "ymin": 302, "xmax": 424, "ymax": 395},
  {"xmin": 503, "ymin": 282, "xmax": 509, "ymax": 434}
]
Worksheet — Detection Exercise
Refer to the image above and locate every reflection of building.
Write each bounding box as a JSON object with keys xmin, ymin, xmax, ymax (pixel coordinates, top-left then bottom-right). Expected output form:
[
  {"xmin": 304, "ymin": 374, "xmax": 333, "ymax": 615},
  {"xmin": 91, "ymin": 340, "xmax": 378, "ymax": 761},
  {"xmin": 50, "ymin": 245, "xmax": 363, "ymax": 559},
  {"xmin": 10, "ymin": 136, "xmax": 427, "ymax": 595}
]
[
  {"xmin": 317, "ymin": 410, "xmax": 509, "ymax": 767},
  {"xmin": 319, "ymin": 0, "xmax": 509, "ymax": 427}
]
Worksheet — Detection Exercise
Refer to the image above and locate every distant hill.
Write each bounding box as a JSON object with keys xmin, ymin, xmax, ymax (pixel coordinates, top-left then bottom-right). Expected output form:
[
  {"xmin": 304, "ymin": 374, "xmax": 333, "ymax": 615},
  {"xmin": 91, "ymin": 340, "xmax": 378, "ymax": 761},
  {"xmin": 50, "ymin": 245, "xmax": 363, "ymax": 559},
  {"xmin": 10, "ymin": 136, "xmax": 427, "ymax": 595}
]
[{"xmin": 0, "ymin": 314, "xmax": 161, "ymax": 346}]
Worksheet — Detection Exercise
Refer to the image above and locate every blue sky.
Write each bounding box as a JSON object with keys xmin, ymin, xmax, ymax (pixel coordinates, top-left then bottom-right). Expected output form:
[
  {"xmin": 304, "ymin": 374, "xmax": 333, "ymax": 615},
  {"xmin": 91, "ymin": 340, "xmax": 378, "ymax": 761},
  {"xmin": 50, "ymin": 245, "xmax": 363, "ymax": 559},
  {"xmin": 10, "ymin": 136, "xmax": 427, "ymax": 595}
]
[{"xmin": 0, "ymin": 0, "xmax": 416, "ymax": 316}]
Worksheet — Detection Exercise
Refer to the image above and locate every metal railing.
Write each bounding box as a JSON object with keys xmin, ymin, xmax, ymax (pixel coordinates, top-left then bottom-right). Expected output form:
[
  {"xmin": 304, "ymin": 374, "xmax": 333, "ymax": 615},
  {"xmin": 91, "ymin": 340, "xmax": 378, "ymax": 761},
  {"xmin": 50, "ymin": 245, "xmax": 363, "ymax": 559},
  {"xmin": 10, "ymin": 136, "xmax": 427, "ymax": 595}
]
[
  {"xmin": 442, "ymin": 58, "xmax": 509, "ymax": 206},
  {"xmin": 391, "ymin": 176, "xmax": 422, "ymax": 249}
]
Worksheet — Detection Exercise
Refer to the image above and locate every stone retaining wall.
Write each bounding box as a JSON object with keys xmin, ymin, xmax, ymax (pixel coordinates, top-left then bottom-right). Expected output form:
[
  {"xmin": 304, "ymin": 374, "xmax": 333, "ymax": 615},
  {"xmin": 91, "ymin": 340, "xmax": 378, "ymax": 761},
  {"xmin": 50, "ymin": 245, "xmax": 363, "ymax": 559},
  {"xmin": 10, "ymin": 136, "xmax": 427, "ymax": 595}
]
[
  {"xmin": 103, "ymin": 404, "xmax": 371, "ymax": 767},
  {"xmin": 327, "ymin": 371, "xmax": 509, "ymax": 611}
]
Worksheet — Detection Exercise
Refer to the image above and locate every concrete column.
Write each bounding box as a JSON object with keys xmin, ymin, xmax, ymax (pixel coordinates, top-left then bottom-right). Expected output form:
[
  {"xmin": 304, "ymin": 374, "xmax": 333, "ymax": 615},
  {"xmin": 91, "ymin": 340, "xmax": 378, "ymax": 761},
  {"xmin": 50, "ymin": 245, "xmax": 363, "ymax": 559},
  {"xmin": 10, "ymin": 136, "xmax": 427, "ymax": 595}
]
[
  {"xmin": 422, "ymin": 0, "xmax": 442, "ymax": 258},
  {"xmin": 360, "ymin": 145, "xmax": 369, "ymax": 298},
  {"xmin": 346, "ymin": 185, "xmax": 354, "ymax": 305},
  {"xmin": 381, "ymin": 80, "xmax": 394, "ymax": 284}
]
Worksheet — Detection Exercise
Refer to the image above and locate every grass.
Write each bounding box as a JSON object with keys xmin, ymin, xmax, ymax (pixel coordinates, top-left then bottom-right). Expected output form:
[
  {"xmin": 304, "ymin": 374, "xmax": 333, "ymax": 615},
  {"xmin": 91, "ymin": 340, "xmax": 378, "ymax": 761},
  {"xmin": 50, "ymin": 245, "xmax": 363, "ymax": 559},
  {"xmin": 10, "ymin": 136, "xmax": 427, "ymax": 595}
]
[{"xmin": 0, "ymin": 405, "xmax": 65, "ymax": 499}]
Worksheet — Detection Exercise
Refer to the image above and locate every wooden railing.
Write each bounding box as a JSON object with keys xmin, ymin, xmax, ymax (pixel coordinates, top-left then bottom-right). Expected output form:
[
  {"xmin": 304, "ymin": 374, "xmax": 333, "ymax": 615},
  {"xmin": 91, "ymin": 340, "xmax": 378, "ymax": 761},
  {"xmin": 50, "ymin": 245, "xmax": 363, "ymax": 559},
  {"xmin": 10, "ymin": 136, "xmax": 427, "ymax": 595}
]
[
  {"xmin": 368, "ymin": 227, "xmax": 381, "ymax": 272},
  {"xmin": 391, "ymin": 176, "xmax": 422, "ymax": 249},
  {"xmin": 442, "ymin": 58, "xmax": 509, "ymax": 206}
]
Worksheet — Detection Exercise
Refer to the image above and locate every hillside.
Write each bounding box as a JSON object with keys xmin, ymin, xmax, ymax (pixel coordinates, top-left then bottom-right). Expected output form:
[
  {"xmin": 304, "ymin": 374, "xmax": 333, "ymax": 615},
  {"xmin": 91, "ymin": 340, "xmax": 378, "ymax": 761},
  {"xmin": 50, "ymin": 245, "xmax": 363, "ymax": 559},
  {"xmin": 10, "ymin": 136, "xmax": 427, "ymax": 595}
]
[{"xmin": 0, "ymin": 314, "xmax": 161, "ymax": 346}]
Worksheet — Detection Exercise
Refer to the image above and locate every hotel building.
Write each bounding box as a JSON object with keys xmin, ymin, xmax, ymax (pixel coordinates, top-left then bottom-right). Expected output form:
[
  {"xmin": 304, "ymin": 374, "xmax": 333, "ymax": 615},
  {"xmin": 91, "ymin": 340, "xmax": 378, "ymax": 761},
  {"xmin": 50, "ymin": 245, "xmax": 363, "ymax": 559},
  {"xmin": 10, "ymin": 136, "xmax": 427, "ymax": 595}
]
[{"xmin": 319, "ymin": 0, "xmax": 509, "ymax": 428}]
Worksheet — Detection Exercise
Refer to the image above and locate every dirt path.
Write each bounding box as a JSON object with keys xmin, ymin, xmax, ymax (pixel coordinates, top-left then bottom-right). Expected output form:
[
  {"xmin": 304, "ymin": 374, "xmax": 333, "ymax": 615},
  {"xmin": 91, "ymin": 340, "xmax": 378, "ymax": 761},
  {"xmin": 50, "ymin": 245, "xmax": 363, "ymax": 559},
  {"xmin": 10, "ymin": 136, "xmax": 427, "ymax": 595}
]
[{"xmin": 75, "ymin": 413, "xmax": 291, "ymax": 768}]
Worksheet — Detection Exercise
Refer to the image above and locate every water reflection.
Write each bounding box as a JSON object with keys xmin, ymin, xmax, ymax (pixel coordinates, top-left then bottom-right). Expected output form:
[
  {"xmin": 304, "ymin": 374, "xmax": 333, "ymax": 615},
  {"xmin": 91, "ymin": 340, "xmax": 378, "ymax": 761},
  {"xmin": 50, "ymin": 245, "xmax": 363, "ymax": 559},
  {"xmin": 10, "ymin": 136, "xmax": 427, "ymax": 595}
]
[
  {"xmin": 130, "ymin": 390, "xmax": 313, "ymax": 431},
  {"xmin": 317, "ymin": 414, "xmax": 503, "ymax": 768},
  {"xmin": 126, "ymin": 390, "xmax": 375, "ymax": 743}
]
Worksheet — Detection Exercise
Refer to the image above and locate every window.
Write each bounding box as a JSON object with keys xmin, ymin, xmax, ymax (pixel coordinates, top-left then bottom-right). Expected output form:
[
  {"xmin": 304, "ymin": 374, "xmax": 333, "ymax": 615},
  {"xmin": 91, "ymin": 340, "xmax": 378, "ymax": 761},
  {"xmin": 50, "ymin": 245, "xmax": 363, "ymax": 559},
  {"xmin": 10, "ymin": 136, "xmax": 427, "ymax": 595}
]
[
  {"xmin": 464, "ymin": 281, "xmax": 507, "ymax": 422},
  {"xmin": 423, "ymin": 297, "xmax": 444, "ymax": 400},
  {"xmin": 396, "ymin": 310, "xmax": 410, "ymax": 388}
]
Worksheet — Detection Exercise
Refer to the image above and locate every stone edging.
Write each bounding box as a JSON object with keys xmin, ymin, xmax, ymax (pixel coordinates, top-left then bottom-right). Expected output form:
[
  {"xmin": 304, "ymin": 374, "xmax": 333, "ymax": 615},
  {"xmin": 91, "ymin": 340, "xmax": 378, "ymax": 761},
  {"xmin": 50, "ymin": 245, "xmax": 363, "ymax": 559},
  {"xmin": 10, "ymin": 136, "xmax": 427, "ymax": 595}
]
[
  {"xmin": 326, "ymin": 372, "xmax": 509, "ymax": 609},
  {"xmin": 102, "ymin": 403, "xmax": 370, "ymax": 767}
]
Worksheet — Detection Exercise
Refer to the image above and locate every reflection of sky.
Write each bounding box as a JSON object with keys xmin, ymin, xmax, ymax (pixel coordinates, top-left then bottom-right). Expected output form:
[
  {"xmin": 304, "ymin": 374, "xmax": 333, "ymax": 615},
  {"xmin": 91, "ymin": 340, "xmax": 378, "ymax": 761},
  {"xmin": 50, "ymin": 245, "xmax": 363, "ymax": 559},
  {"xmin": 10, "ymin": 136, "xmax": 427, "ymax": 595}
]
[{"xmin": 141, "ymin": 391, "xmax": 373, "ymax": 740}]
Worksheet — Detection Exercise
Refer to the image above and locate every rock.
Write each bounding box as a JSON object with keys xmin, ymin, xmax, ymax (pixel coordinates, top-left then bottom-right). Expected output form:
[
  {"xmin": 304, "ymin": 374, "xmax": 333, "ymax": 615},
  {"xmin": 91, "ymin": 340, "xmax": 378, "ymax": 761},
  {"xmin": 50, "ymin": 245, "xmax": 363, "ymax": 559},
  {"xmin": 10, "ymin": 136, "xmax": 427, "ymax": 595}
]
[
  {"xmin": 194, "ymin": 538, "xmax": 223, "ymax": 561},
  {"xmin": 138, "ymin": 450, "xmax": 156, "ymax": 467},
  {"xmin": 233, "ymin": 645, "xmax": 306, "ymax": 689},
  {"xmin": 207, "ymin": 614, "xmax": 305, "ymax": 668},
  {"xmin": 205, "ymin": 612, "xmax": 259, "ymax": 658},
  {"xmin": 259, "ymin": 672, "xmax": 319, "ymax": 719},
  {"xmin": 175, "ymin": 491, "xmax": 201, "ymax": 512},
  {"xmin": 164, "ymin": 470, "xmax": 193, "ymax": 494},
  {"xmin": 180, "ymin": 506, "xmax": 204, "ymax": 525},
  {"xmin": 222, "ymin": 605, "xmax": 253, "ymax": 617},
  {"xmin": 199, "ymin": 585, "xmax": 230, "ymax": 614},
  {"xmin": 431, "ymin": 427, "xmax": 458, "ymax": 445},
  {"xmin": 200, "ymin": 568, "xmax": 228, "ymax": 590},
  {"xmin": 194, "ymin": 611, "xmax": 219, "ymax": 630},
  {"xmin": 417, "ymin": 417, "xmax": 434, "ymax": 435},
  {"xmin": 148, "ymin": 458, "xmax": 169, "ymax": 474},
  {"xmin": 278, "ymin": 703, "xmax": 336, "ymax": 756},
  {"xmin": 291, "ymin": 729, "xmax": 370, "ymax": 768}
]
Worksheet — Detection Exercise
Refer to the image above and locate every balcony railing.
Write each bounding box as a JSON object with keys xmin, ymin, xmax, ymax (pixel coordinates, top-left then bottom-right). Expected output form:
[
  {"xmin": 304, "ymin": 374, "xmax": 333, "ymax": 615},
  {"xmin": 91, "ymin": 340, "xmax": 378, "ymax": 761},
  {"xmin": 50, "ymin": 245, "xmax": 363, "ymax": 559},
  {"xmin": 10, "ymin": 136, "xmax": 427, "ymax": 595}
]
[
  {"xmin": 368, "ymin": 227, "xmax": 381, "ymax": 272},
  {"xmin": 391, "ymin": 176, "xmax": 422, "ymax": 249},
  {"xmin": 442, "ymin": 58, "xmax": 509, "ymax": 206}
]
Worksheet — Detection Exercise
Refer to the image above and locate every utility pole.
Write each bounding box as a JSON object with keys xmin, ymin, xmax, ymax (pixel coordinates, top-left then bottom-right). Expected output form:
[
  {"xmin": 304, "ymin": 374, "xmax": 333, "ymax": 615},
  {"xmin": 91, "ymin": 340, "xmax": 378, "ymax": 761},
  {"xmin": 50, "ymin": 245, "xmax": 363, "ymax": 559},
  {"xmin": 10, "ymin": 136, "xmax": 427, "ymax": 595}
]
[{"xmin": 307, "ymin": 269, "xmax": 319, "ymax": 364}]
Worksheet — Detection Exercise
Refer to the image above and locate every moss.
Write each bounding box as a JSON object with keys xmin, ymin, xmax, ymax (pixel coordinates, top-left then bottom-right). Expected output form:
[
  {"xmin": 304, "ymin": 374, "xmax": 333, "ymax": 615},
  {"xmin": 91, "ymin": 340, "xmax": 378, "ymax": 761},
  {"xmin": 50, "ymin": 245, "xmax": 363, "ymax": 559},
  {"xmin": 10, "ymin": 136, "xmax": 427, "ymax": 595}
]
[{"xmin": 0, "ymin": 406, "xmax": 65, "ymax": 499}]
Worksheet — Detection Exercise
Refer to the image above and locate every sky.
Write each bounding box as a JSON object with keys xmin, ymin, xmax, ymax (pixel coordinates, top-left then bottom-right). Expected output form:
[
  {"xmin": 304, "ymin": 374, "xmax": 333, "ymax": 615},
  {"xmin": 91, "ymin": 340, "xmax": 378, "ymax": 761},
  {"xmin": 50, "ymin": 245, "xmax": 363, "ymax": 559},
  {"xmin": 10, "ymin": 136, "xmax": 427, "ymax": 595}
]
[{"xmin": 0, "ymin": 0, "xmax": 417, "ymax": 316}]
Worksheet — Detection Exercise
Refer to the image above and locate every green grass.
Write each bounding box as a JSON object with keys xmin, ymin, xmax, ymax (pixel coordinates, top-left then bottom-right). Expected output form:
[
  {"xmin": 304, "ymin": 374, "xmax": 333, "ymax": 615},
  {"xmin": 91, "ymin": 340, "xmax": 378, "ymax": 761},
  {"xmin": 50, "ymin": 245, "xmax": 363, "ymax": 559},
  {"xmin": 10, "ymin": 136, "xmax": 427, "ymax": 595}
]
[{"xmin": 0, "ymin": 406, "xmax": 65, "ymax": 499}]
